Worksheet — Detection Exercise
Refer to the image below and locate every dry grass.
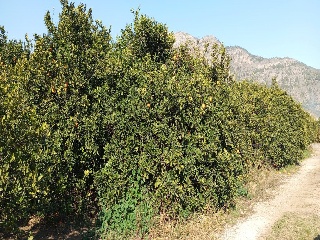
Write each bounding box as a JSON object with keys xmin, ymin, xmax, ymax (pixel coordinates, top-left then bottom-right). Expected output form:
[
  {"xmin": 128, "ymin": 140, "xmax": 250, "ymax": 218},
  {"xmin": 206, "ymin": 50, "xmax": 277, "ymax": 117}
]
[{"xmin": 265, "ymin": 213, "xmax": 320, "ymax": 240}]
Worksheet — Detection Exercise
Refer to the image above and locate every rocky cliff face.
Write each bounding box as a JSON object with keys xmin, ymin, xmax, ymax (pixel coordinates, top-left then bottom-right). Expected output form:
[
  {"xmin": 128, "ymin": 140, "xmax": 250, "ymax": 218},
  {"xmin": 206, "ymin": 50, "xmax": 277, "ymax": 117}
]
[{"xmin": 174, "ymin": 32, "xmax": 320, "ymax": 118}]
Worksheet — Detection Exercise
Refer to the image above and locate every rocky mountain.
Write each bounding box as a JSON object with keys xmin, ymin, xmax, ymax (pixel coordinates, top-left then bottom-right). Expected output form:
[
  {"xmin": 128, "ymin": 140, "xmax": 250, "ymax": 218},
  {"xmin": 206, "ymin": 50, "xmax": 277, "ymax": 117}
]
[{"xmin": 174, "ymin": 32, "xmax": 320, "ymax": 118}]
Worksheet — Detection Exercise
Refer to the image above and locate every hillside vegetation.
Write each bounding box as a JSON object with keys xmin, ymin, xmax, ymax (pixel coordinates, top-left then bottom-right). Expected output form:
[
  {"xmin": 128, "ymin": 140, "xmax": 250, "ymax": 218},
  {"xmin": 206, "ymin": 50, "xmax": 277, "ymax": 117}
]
[{"xmin": 0, "ymin": 1, "xmax": 319, "ymax": 239}]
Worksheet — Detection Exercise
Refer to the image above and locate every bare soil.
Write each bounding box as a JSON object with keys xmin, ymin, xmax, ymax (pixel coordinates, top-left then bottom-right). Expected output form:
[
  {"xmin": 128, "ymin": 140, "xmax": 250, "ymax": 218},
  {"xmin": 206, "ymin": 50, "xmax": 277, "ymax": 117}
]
[{"xmin": 221, "ymin": 143, "xmax": 320, "ymax": 240}]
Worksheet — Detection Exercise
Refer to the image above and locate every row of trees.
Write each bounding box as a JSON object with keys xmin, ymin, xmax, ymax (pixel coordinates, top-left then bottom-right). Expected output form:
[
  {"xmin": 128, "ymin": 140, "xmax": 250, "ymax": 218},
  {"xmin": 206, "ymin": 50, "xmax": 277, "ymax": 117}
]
[{"xmin": 1, "ymin": 1, "xmax": 319, "ymax": 238}]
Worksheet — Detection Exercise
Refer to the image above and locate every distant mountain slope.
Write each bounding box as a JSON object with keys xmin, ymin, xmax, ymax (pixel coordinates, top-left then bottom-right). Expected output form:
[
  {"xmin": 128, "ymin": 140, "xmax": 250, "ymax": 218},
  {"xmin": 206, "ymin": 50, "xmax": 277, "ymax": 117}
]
[{"xmin": 174, "ymin": 32, "xmax": 320, "ymax": 118}]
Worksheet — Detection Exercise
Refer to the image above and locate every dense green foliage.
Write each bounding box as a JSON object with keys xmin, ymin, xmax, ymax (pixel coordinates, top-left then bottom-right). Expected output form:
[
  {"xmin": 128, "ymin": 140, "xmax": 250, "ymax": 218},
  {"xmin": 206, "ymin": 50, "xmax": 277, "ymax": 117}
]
[{"xmin": 0, "ymin": 1, "xmax": 319, "ymax": 238}]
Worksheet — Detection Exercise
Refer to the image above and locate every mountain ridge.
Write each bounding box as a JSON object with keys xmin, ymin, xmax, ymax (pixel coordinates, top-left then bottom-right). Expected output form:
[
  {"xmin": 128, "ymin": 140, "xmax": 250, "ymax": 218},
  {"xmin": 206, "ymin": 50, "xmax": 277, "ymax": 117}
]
[
  {"xmin": 174, "ymin": 32, "xmax": 320, "ymax": 118},
  {"xmin": 227, "ymin": 45, "xmax": 319, "ymax": 70}
]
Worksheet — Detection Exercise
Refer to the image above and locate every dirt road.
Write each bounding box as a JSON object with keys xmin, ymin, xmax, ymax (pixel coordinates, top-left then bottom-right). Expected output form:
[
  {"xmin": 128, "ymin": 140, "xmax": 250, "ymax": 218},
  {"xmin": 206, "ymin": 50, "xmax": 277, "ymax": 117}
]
[{"xmin": 221, "ymin": 143, "xmax": 320, "ymax": 240}]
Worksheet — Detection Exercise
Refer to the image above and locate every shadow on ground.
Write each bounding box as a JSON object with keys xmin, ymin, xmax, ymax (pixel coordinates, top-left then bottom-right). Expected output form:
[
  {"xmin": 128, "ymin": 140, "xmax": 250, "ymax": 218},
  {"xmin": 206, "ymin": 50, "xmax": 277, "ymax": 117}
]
[{"xmin": 1, "ymin": 215, "xmax": 96, "ymax": 240}]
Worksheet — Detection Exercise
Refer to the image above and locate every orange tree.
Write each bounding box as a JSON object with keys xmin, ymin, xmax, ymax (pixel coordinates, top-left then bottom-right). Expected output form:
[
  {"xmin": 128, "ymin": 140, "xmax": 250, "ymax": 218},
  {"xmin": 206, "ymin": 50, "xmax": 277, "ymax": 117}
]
[
  {"xmin": 1, "ymin": 0, "xmax": 112, "ymax": 231},
  {"xmin": 221, "ymin": 80, "xmax": 318, "ymax": 169},
  {"xmin": 25, "ymin": 0, "xmax": 113, "ymax": 215},
  {"xmin": 0, "ymin": 26, "xmax": 30, "ymax": 66},
  {"xmin": 94, "ymin": 12, "xmax": 248, "ymax": 238},
  {"xmin": 0, "ymin": 28, "xmax": 40, "ymax": 231}
]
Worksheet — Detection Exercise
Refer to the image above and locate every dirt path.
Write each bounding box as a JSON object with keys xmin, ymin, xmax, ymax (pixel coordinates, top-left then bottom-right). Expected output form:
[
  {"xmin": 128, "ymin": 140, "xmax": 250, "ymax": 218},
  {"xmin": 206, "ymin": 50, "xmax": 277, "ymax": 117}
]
[{"xmin": 221, "ymin": 143, "xmax": 320, "ymax": 240}]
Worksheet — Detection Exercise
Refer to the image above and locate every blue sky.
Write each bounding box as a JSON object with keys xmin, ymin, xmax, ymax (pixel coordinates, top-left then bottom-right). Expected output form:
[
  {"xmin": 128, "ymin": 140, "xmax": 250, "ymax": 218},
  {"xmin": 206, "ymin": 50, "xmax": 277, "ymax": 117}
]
[{"xmin": 1, "ymin": 0, "xmax": 319, "ymax": 69}]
